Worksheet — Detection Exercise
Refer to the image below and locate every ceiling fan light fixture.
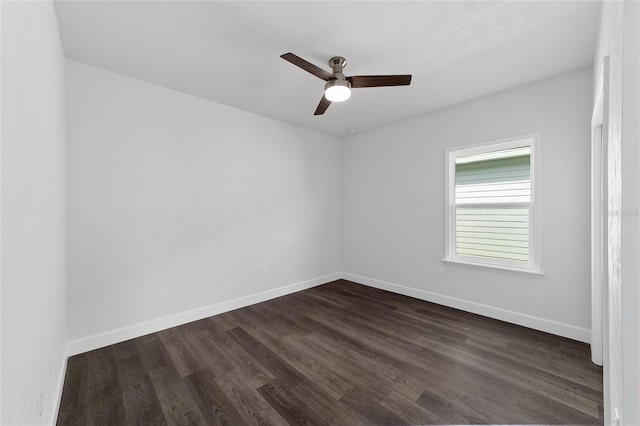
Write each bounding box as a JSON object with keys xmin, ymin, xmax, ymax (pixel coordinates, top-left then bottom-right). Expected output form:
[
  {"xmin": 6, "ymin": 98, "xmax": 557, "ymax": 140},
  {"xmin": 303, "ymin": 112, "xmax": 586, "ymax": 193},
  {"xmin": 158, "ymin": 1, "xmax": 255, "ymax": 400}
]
[
  {"xmin": 324, "ymin": 79, "xmax": 351, "ymax": 102},
  {"xmin": 280, "ymin": 53, "xmax": 411, "ymax": 115}
]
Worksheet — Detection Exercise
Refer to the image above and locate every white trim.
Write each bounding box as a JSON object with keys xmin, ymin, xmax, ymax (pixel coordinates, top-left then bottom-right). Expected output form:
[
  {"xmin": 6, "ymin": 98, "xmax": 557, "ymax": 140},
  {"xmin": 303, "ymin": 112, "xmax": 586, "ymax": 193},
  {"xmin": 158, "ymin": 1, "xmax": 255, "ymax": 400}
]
[
  {"xmin": 442, "ymin": 258, "xmax": 544, "ymax": 278},
  {"xmin": 342, "ymin": 272, "xmax": 590, "ymax": 343},
  {"xmin": 66, "ymin": 272, "xmax": 341, "ymax": 356},
  {"xmin": 592, "ymin": 62, "xmax": 606, "ymax": 126},
  {"xmin": 0, "ymin": 0, "xmax": 3, "ymax": 420},
  {"xmin": 590, "ymin": 59, "xmax": 607, "ymax": 367},
  {"xmin": 49, "ymin": 348, "xmax": 69, "ymax": 426},
  {"xmin": 444, "ymin": 133, "xmax": 542, "ymax": 275}
]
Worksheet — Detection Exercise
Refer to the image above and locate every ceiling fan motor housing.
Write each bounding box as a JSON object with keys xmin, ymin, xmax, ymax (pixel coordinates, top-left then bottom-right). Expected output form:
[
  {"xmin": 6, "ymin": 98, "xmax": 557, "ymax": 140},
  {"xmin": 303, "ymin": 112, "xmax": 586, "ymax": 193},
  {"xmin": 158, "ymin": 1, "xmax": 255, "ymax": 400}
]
[
  {"xmin": 326, "ymin": 56, "xmax": 351, "ymax": 100},
  {"xmin": 329, "ymin": 56, "xmax": 348, "ymax": 74}
]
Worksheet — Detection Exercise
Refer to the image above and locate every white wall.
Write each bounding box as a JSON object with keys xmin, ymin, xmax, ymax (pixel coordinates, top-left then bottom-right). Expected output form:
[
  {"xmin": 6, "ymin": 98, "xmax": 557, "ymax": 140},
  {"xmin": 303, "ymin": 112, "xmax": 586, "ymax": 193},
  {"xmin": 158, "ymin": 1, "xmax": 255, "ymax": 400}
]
[
  {"xmin": 620, "ymin": 4, "xmax": 640, "ymax": 422},
  {"xmin": 595, "ymin": 1, "xmax": 640, "ymax": 424},
  {"xmin": 343, "ymin": 68, "xmax": 593, "ymax": 342},
  {"xmin": 66, "ymin": 60, "xmax": 342, "ymax": 349},
  {"xmin": 1, "ymin": 2, "xmax": 68, "ymax": 425}
]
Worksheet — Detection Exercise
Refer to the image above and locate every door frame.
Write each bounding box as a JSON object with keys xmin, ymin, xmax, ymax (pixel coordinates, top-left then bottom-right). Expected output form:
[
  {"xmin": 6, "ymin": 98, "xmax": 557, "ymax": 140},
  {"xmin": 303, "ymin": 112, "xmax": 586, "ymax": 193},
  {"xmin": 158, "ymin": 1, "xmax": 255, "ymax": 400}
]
[{"xmin": 591, "ymin": 59, "xmax": 608, "ymax": 367}]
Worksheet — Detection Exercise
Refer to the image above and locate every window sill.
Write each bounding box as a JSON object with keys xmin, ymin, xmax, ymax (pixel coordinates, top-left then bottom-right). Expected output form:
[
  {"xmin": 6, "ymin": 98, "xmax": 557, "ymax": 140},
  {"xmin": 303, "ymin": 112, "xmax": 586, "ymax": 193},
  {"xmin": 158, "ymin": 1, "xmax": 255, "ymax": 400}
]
[{"xmin": 442, "ymin": 258, "xmax": 544, "ymax": 278}]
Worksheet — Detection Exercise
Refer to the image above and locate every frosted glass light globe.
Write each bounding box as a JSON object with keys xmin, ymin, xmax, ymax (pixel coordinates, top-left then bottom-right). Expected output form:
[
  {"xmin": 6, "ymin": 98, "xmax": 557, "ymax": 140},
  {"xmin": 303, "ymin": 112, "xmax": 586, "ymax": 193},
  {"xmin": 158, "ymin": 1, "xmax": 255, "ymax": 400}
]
[{"xmin": 324, "ymin": 80, "xmax": 351, "ymax": 102}]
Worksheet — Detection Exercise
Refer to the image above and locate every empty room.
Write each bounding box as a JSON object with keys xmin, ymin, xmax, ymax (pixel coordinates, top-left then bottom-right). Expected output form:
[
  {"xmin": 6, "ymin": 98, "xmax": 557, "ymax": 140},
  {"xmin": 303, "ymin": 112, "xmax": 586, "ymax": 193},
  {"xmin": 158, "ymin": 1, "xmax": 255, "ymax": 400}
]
[{"xmin": 2, "ymin": 1, "xmax": 639, "ymax": 425}]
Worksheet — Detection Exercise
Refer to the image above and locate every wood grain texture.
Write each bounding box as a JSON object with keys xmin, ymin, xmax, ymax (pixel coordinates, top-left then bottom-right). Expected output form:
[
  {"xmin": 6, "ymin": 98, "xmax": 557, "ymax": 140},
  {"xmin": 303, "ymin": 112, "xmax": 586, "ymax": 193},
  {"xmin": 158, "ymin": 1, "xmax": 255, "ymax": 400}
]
[{"xmin": 57, "ymin": 279, "xmax": 603, "ymax": 425}]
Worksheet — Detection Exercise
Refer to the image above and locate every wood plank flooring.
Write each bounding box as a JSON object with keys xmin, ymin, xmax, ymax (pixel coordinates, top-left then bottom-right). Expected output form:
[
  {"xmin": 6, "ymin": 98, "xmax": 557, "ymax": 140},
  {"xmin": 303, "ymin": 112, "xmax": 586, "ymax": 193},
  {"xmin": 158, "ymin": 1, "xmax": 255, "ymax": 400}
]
[{"xmin": 57, "ymin": 280, "xmax": 604, "ymax": 425}]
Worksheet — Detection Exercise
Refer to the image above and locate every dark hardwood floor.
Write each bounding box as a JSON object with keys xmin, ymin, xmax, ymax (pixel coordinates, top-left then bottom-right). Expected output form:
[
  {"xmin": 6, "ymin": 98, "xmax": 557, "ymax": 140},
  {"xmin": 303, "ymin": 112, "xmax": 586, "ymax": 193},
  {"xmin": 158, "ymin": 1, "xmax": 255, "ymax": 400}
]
[{"xmin": 57, "ymin": 280, "xmax": 604, "ymax": 425}]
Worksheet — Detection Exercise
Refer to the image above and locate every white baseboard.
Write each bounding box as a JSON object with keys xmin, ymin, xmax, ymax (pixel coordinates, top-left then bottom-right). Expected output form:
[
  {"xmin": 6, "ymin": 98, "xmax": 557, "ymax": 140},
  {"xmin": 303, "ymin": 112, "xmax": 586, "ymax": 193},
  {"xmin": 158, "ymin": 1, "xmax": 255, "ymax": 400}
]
[
  {"xmin": 66, "ymin": 272, "xmax": 341, "ymax": 356},
  {"xmin": 341, "ymin": 272, "xmax": 591, "ymax": 343}
]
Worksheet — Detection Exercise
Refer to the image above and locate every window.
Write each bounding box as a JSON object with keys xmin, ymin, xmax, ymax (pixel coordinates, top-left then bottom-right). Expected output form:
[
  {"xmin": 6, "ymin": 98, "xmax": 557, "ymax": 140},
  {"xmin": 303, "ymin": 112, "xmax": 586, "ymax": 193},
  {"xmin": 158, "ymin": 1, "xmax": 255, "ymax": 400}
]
[{"xmin": 444, "ymin": 134, "xmax": 542, "ymax": 275}]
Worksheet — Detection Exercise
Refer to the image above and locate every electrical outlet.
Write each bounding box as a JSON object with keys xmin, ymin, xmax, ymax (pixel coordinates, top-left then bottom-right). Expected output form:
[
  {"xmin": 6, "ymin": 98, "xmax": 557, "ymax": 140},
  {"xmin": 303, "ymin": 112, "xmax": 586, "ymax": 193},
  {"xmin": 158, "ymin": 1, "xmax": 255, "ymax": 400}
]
[
  {"xmin": 436, "ymin": 267, "xmax": 444, "ymax": 278},
  {"xmin": 260, "ymin": 266, "xmax": 268, "ymax": 276}
]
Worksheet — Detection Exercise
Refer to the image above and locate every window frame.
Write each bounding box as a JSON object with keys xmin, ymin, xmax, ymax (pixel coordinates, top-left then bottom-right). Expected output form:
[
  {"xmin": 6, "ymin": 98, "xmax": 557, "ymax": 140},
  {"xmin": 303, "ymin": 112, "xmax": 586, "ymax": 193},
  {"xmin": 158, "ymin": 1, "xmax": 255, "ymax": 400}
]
[{"xmin": 443, "ymin": 133, "xmax": 543, "ymax": 276}]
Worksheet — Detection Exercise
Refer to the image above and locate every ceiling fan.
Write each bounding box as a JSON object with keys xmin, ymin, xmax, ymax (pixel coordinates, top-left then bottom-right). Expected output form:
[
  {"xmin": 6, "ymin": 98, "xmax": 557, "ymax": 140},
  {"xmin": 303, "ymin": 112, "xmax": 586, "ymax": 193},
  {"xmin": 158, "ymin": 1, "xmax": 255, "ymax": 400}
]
[{"xmin": 280, "ymin": 53, "xmax": 412, "ymax": 116}]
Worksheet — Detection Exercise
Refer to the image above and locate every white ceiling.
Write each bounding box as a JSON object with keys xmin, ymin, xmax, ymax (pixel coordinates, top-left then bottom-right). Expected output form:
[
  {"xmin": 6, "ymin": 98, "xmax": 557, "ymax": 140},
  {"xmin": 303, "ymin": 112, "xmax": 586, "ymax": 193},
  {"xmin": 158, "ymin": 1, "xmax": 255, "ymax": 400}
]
[{"xmin": 54, "ymin": 1, "xmax": 601, "ymax": 138}]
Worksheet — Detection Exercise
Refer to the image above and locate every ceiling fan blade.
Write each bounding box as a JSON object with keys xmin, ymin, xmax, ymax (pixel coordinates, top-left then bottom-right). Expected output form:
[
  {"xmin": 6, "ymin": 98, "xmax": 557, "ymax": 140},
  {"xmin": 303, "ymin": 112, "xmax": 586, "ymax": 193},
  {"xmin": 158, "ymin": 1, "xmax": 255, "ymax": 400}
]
[
  {"xmin": 348, "ymin": 75, "xmax": 412, "ymax": 88},
  {"xmin": 314, "ymin": 95, "xmax": 331, "ymax": 115},
  {"xmin": 281, "ymin": 53, "xmax": 333, "ymax": 81}
]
